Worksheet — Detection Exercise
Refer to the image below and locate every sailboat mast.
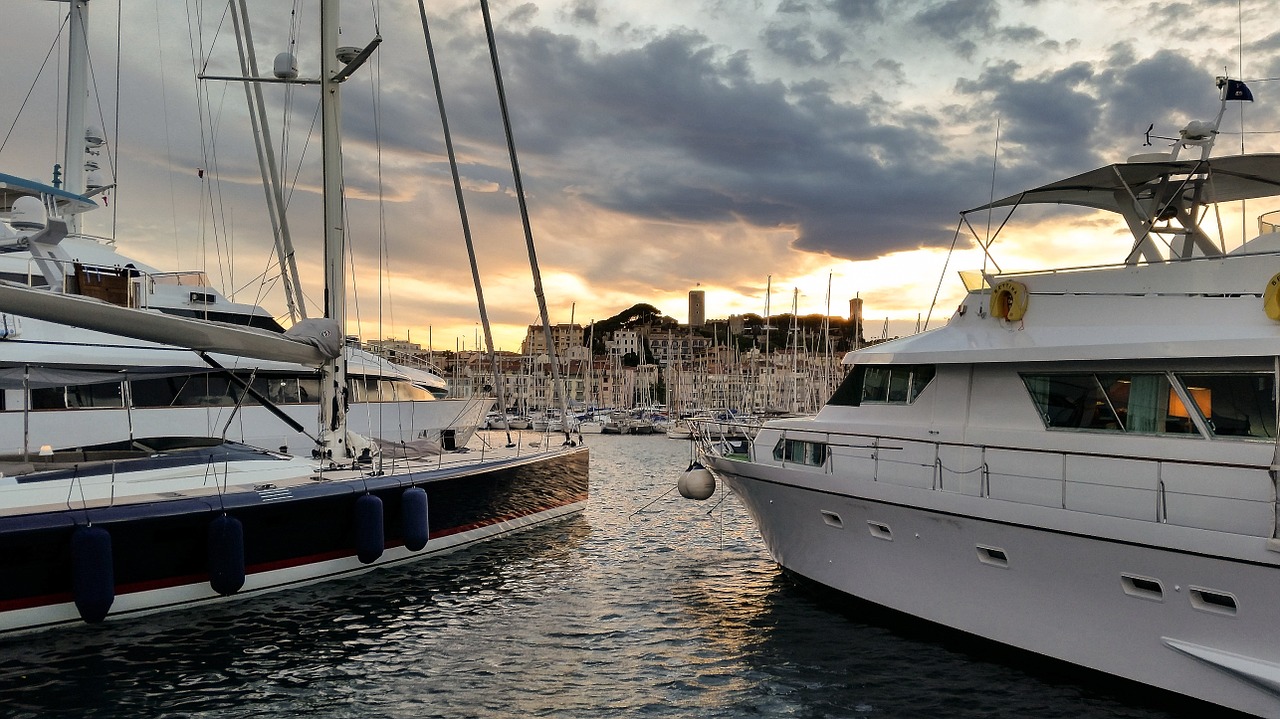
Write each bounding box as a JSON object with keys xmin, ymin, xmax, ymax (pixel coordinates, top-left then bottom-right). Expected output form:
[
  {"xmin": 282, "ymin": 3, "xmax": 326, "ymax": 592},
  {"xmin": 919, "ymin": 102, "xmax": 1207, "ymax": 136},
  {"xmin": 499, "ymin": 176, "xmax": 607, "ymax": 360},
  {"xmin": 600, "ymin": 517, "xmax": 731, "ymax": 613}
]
[
  {"xmin": 62, "ymin": 0, "xmax": 89, "ymax": 232},
  {"xmin": 318, "ymin": 0, "xmax": 347, "ymax": 461},
  {"xmin": 230, "ymin": 0, "xmax": 306, "ymax": 323},
  {"xmin": 478, "ymin": 0, "xmax": 572, "ymax": 437}
]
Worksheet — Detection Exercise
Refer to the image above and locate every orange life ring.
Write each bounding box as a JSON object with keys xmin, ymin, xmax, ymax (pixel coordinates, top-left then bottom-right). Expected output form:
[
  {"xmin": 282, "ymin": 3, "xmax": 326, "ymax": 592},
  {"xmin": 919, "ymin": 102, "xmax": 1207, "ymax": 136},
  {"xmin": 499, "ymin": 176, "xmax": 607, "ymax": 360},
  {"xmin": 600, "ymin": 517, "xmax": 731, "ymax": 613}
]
[
  {"xmin": 1264, "ymin": 272, "xmax": 1280, "ymax": 321},
  {"xmin": 991, "ymin": 280, "xmax": 1028, "ymax": 321}
]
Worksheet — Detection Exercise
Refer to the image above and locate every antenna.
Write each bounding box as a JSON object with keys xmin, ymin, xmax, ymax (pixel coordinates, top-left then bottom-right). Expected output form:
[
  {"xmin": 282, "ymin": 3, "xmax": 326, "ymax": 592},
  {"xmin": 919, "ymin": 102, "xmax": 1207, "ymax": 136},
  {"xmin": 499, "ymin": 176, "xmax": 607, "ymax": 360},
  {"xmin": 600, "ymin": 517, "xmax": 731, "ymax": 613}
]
[{"xmin": 983, "ymin": 117, "xmax": 1000, "ymax": 281}]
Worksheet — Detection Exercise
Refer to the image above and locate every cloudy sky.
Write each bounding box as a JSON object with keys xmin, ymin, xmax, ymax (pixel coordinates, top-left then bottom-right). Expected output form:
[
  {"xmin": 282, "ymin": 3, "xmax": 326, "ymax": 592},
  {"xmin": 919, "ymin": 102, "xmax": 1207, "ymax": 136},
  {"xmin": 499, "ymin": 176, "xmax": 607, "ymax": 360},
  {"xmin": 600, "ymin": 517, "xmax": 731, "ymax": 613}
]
[{"xmin": 6, "ymin": 0, "xmax": 1280, "ymax": 351}]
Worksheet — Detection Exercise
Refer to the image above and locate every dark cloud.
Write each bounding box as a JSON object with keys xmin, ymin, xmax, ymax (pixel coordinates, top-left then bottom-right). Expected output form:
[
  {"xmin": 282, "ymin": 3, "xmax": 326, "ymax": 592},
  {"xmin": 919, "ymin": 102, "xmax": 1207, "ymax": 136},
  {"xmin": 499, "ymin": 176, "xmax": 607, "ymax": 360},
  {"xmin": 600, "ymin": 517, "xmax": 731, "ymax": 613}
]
[
  {"xmin": 825, "ymin": 0, "xmax": 885, "ymax": 23},
  {"xmin": 913, "ymin": 0, "xmax": 998, "ymax": 38},
  {"xmin": 762, "ymin": 24, "xmax": 824, "ymax": 65},
  {"xmin": 477, "ymin": 27, "xmax": 991, "ymax": 260},
  {"xmin": 956, "ymin": 61, "xmax": 1099, "ymax": 170},
  {"xmin": 777, "ymin": 0, "xmax": 812, "ymax": 14},
  {"xmin": 567, "ymin": 0, "xmax": 600, "ymax": 26},
  {"xmin": 1095, "ymin": 50, "xmax": 1217, "ymax": 140},
  {"xmin": 997, "ymin": 24, "xmax": 1044, "ymax": 44}
]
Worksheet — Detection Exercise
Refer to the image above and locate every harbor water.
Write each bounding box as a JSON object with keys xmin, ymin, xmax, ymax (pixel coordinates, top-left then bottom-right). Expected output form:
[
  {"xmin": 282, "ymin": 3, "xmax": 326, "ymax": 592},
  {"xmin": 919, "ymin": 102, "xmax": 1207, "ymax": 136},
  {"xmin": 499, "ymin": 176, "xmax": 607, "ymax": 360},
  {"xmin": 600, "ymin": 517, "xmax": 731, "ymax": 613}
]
[{"xmin": 0, "ymin": 434, "xmax": 1233, "ymax": 718}]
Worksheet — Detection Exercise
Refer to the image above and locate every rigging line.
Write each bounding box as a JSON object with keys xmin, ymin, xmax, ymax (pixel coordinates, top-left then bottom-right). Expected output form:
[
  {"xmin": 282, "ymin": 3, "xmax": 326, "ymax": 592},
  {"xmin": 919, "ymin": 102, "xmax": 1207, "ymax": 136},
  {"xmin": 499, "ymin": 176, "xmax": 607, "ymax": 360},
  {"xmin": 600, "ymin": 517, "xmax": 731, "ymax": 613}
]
[
  {"xmin": 185, "ymin": 0, "xmax": 211, "ymax": 270},
  {"xmin": 984, "ymin": 116, "xmax": 1000, "ymax": 255},
  {"xmin": 200, "ymin": 3, "xmax": 241, "ymax": 298},
  {"xmin": 479, "ymin": 0, "xmax": 573, "ymax": 442},
  {"xmin": 0, "ymin": 16, "xmax": 67, "ymax": 158},
  {"xmin": 204, "ymin": 75, "xmax": 238, "ymax": 299},
  {"xmin": 369, "ymin": 25, "xmax": 393, "ymax": 358},
  {"xmin": 282, "ymin": 100, "xmax": 322, "ymax": 212},
  {"xmin": 232, "ymin": 0, "xmax": 304, "ymax": 321},
  {"xmin": 345, "ymin": 182, "xmax": 364, "ymax": 341},
  {"xmin": 416, "ymin": 0, "xmax": 515, "ymax": 443},
  {"xmin": 155, "ymin": 0, "xmax": 181, "ymax": 267}
]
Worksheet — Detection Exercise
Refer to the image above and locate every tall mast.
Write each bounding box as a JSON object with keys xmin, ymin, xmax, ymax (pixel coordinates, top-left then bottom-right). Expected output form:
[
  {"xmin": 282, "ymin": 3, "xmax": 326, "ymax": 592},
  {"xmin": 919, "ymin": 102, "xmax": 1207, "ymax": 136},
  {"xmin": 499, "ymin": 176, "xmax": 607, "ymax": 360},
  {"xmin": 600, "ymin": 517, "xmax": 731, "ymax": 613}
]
[
  {"xmin": 317, "ymin": 0, "xmax": 347, "ymax": 461},
  {"xmin": 62, "ymin": 0, "xmax": 90, "ymax": 232},
  {"xmin": 231, "ymin": 1, "xmax": 306, "ymax": 323}
]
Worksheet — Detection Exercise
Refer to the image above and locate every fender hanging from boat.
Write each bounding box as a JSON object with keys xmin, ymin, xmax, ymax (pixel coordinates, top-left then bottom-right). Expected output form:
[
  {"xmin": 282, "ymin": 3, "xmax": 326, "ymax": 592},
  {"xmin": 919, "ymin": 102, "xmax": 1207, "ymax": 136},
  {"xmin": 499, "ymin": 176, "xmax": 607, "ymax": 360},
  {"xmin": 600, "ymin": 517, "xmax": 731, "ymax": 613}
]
[
  {"xmin": 207, "ymin": 514, "xmax": 246, "ymax": 596},
  {"xmin": 402, "ymin": 487, "xmax": 429, "ymax": 552},
  {"xmin": 354, "ymin": 494, "xmax": 385, "ymax": 564},
  {"xmin": 71, "ymin": 525, "xmax": 114, "ymax": 623}
]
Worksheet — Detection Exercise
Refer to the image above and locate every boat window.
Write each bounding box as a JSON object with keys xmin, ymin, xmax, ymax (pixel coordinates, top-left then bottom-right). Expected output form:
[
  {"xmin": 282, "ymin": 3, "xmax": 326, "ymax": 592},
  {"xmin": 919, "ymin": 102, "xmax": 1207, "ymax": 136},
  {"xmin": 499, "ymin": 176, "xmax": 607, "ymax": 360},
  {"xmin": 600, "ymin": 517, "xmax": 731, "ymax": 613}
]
[
  {"xmin": 266, "ymin": 378, "xmax": 304, "ymax": 404},
  {"xmin": 1173, "ymin": 373, "xmax": 1276, "ymax": 440},
  {"xmin": 1024, "ymin": 373, "xmax": 1203, "ymax": 435},
  {"xmin": 29, "ymin": 387, "xmax": 69, "ymax": 409},
  {"xmin": 296, "ymin": 378, "xmax": 319, "ymax": 404},
  {"xmin": 827, "ymin": 364, "xmax": 936, "ymax": 407},
  {"xmin": 350, "ymin": 378, "xmax": 386, "ymax": 402},
  {"xmin": 78, "ymin": 382, "xmax": 124, "ymax": 408},
  {"xmin": 772, "ymin": 437, "xmax": 828, "ymax": 466},
  {"xmin": 23, "ymin": 382, "xmax": 126, "ymax": 409}
]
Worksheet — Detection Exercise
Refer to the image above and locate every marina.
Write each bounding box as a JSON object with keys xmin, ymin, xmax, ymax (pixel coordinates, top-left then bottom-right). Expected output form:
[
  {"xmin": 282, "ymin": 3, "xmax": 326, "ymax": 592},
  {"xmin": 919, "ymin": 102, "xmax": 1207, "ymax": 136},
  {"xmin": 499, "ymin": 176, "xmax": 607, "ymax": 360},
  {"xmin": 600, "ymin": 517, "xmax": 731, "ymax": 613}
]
[
  {"xmin": 0, "ymin": 434, "xmax": 1231, "ymax": 718},
  {"xmin": 4, "ymin": 1, "xmax": 1280, "ymax": 716}
]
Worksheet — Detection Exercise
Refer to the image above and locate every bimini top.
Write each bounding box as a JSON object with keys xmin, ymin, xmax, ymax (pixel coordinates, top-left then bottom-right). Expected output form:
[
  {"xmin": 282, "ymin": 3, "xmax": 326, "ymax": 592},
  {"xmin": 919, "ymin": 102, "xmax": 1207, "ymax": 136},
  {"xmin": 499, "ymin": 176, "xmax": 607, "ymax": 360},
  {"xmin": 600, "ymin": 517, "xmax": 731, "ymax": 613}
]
[
  {"xmin": 963, "ymin": 154, "xmax": 1280, "ymax": 216},
  {"xmin": 0, "ymin": 171, "xmax": 98, "ymax": 215}
]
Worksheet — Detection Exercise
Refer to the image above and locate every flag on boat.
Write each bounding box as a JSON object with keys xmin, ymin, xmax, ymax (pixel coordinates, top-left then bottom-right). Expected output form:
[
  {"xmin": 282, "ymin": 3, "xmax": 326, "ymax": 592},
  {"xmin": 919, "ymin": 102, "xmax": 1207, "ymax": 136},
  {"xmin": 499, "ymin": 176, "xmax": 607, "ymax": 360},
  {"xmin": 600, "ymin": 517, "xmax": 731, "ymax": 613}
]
[{"xmin": 1225, "ymin": 79, "xmax": 1253, "ymax": 102}]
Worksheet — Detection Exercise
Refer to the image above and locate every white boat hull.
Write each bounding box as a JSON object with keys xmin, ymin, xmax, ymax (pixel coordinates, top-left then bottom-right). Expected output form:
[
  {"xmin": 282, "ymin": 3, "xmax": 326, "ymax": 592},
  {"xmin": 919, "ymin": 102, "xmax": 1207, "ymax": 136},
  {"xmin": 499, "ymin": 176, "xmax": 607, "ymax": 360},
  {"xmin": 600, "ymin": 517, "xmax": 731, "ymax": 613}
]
[{"xmin": 710, "ymin": 453, "xmax": 1280, "ymax": 717}]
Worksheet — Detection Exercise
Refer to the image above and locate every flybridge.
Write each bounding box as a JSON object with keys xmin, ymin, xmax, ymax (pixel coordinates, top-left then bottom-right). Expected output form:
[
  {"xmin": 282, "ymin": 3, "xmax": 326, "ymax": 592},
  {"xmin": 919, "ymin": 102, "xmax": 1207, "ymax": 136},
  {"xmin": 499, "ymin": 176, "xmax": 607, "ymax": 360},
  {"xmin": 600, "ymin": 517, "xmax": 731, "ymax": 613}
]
[{"xmin": 962, "ymin": 78, "xmax": 1265, "ymax": 266}]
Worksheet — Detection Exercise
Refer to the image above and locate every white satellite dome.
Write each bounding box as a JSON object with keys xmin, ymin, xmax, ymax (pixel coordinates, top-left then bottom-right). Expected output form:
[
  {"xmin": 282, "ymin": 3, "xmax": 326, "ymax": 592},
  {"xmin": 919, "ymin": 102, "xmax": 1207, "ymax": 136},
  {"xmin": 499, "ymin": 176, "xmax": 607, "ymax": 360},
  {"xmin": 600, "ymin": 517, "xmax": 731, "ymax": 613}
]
[
  {"xmin": 84, "ymin": 125, "xmax": 105, "ymax": 148},
  {"xmin": 10, "ymin": 195, "xmax": 47, "ymax": 232},
  {"xmin": 273, "ymin": 52, "xmax": 298, "ymax": 80}
]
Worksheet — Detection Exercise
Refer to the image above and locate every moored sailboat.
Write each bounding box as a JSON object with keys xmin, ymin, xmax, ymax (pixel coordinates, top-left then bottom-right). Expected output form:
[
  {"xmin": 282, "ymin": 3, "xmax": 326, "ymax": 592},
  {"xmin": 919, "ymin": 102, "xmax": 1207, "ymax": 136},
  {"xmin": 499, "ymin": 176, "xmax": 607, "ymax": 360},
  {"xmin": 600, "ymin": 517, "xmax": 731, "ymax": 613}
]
[{"xmin": 0, "ymin": 0, "xmax": 587, "ymax": 636}]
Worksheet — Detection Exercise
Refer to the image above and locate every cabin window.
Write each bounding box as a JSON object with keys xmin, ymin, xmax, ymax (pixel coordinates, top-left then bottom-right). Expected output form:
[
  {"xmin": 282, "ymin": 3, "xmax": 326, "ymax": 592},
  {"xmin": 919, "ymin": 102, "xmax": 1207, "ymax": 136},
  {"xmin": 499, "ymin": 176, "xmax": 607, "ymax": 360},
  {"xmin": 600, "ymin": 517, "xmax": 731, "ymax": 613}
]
[
  {"xmin": 828, "ymin": 364, "xmax": 936, "ymax": 407},
  {"xmin": 1173, "ymin": 373, "xmax": 1275, "ymax": 440},
  {"xmin": 1021, "ymin": 371, "xmax": 1275, "ymax": 437},
  {"xmin": 1023, "ymin": 373, "xmax": 1193, "ymax": 434},
  {"xmin": 296, "ymin": 378, "xmax": 319, "ymax": 404},
  {"xmin": 266, "ymin": 378, "xmax": 306, "ymax": 404},
  {"xmin": 772, "ymin": 437, "xmax": 828, "ymax": 466},
  {"xmin": 30, "ymin": 382, "xmax": 125, "ymax": 409},
  {"xmin": 29, "ymin": 387, "xmax": 68, "ymax": 409}
]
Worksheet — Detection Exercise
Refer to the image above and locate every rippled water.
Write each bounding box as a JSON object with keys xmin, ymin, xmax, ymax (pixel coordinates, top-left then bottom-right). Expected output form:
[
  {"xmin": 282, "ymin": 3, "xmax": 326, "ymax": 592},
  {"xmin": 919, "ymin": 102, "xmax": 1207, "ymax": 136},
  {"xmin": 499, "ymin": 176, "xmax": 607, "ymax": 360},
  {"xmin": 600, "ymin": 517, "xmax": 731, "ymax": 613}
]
[{"xmin": 0, "ymin": 435, "xmax": 1237, "ymax": 718}]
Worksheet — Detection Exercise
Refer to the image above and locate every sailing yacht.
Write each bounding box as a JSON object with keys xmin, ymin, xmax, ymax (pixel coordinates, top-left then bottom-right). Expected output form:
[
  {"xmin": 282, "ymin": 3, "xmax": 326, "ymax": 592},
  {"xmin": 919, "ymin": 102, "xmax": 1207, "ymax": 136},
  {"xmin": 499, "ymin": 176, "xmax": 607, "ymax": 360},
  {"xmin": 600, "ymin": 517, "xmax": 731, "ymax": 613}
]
[
  {"xmin": 0, "ymin": 0, "xmax": 587, "ymax": 636},
  {"xmin": 696, "ymin": 78, "xmax": 1280, "ymax": 717},
  {"xmin": 0, "ymin": 4, "xmax": 489, "ymax": 457},
  {"xmin": 0, "ymin": 192, "xmax": 490, "ymax": 456}
]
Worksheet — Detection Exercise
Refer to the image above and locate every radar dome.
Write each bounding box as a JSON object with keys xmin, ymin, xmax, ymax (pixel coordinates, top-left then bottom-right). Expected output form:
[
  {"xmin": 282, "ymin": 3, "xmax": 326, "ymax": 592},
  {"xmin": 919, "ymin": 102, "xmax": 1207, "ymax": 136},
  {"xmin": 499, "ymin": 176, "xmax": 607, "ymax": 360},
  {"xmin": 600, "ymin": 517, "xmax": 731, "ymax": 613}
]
[{"xmin": 10, "ymin": 196, "xmax": 47, "ymax": 232}]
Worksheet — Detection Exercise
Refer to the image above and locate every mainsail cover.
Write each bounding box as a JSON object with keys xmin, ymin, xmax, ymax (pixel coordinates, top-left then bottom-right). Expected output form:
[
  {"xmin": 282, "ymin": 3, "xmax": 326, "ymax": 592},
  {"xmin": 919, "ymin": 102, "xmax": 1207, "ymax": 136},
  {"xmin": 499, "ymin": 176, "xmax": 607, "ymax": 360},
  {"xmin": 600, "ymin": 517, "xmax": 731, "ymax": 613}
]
[{"xmin": 0, "ymin": 281, "xmax": 339, "ymax": 366}]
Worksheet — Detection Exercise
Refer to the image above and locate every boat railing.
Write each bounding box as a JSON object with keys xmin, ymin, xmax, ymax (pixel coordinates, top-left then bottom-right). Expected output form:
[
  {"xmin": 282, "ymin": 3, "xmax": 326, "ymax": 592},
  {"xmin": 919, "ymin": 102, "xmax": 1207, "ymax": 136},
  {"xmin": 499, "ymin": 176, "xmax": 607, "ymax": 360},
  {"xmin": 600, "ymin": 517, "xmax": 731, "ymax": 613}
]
[
  {"xmin": 962, "ymin": 240, "xmax": 1280, "ymax": 288},
  {"xmin": 688, "ymin": 418, "xmax": 762, "ymax": 452},
  {"xmin": 1259, "ymin": 209, "xmax": 1280, "ymax": 235},
  {"xmin": 708, "ymin": 427, "xmax": 1275, "ymax": 537}
]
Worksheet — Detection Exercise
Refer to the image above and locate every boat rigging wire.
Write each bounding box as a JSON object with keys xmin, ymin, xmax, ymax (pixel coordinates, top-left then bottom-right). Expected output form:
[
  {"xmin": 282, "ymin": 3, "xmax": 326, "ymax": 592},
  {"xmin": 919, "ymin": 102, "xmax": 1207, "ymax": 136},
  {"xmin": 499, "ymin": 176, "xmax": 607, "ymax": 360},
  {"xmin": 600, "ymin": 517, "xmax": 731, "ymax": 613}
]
[
  {"xmin": 479, "ymin": 0, "xmax": 574, "ymax": 445},
  {"xmin": 415, "ymin": 0, "xmax": 516, "ymax": 447},
  {"xmin": 0, "ymin": 17, "xmax": 67, "ymax": 161},
  {"xmin": 923, "ymin": 218, "xmax": 964, "ymax": 331}
]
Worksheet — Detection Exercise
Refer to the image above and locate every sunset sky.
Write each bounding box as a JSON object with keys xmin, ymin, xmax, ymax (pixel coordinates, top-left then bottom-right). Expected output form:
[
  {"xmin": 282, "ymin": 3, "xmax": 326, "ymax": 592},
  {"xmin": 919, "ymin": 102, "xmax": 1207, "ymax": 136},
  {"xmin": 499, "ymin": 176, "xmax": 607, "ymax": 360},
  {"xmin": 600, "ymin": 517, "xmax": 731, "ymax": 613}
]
[{"xmin": 5, "ymin": 0, "xmax": 1280, "ymax": 351}]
